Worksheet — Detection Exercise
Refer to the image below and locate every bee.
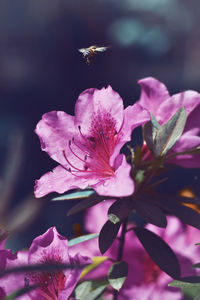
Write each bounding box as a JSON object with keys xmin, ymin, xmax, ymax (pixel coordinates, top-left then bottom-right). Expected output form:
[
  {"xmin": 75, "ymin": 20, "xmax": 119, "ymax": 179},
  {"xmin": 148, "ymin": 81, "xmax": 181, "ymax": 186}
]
[{"xmin": 78, "ymin": 45, "xmax": 109, "ymax": 64}]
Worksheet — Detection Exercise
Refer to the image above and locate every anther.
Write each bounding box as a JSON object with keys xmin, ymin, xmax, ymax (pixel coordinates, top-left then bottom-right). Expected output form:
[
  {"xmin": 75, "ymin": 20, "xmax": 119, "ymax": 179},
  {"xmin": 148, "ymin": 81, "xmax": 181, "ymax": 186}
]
[
  {"xmin": 84, "ymin": 155, "xmax": 87, "ymax": 160},
  {"xmin": 69, "ymin": 140, "xmax": 71, "ymax": 146},
  {"xmin": 78, "ymin": 125, "xmax": 81, "ymax": 131}
]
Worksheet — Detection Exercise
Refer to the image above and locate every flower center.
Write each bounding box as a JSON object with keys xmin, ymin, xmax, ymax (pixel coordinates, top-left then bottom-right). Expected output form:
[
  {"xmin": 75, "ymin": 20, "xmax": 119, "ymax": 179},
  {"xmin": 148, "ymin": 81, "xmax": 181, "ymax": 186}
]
[
  {"xmin": 63, "ymin": 112, "xmax": 118, "ymax": 178},
  {"xmin": 26, "ymin": 270, "xmax": 66, "ymax": 300}
]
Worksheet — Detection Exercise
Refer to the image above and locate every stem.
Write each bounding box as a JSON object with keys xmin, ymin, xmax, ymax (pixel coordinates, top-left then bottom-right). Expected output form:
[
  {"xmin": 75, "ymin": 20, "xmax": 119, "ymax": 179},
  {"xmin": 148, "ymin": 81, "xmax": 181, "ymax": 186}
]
[{"xmin": 112, "ymin": 217, "xmax": 128, "ymax": 300}]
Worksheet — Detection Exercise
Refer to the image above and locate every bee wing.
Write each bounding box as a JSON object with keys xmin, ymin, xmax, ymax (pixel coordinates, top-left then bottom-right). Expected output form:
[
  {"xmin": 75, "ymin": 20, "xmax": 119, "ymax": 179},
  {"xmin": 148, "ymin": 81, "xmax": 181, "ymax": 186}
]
[
  {"xmin": 96, "ymin": 47, "xmax": 109, "ymax": 52},
  {"xmin": 78, "ymin": 48, "xmax": 90, "ymax": 57}
]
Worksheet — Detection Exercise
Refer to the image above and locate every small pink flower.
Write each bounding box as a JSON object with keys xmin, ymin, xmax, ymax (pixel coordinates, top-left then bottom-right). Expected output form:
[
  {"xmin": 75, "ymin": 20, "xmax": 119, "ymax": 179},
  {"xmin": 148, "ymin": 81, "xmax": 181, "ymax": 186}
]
[
  {"xmin": 34, "ymin": 86, "xmax": 149, "ymax": 198},
  {"xmin": 0, "ymin": 227, "xmax": 90, "ymax": 300},
  {"xmin": 138, "ymin": 77, "xmax": 200, "ymax": 167}
]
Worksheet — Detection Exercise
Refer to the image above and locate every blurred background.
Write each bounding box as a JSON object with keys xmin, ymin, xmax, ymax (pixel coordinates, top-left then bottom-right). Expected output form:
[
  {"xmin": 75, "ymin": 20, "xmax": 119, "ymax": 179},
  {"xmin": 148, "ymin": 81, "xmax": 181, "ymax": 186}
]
[{"xmin": 1, "ymin": 0, "xmax": 200, "ymax": 250}]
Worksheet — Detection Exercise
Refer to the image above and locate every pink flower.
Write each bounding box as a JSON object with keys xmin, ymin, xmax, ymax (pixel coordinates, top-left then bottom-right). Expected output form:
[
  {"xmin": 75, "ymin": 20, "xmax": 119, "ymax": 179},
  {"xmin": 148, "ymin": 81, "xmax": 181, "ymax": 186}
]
[
  {"xmin": 0, "ymin": 227, "xmax": 90, "ymax": 300},
  {"xmin": 69, "ymin": 202, "xmax": 200, "ymax": 300},
  {"xmin": 34, "ymin": 86, "xmax": 149, "ymax": 198},
  {"xmin": 138, "ymin": 77, "xmax": 200, "ymax": 167}
]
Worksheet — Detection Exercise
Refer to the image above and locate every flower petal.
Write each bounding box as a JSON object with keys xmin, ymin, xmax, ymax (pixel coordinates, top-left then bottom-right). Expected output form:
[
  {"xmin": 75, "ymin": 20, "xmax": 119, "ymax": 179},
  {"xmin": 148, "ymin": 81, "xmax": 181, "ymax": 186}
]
[
  {"xmin": 110, "ymin": 103, "xmax": 150, "ymax": 165},
  {"xmin": 34, "ymin": 165, "xmax": 96, "ymax": 198},
  {"xmin": 94, "ymin": 154, "xmax": 134, "ymax": 197},
  {"xmin": 74, "ymin": 86, "xmax": 124, "ymax": 134},
  {"xmin": 157, "ymin": 91, "xmax": 200, "ymax": 124},
  {"xmin": 138, "ymin": 77, "xmax": 170, "ymax": 115},
  {"xmin": 35, "ymin": 111, "xmax": 77, "ymax": 166},
  {"xmin": 28, "ymin": 227, "xmax": 69, "ymax": 264},
  {"xmin": 60, "ymin": 254, "xmax": 91, "ymax": 300}
]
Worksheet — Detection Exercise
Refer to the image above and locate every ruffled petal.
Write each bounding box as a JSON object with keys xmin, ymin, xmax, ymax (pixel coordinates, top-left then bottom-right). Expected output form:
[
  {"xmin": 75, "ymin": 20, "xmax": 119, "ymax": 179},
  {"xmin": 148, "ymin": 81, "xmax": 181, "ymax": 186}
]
[
  {"xmin": 138, "ymin": 77, "xmax": 170, "ymax": 115},
  {"xmin": 28, "ymin": 227, "xmax": 69, "ymax": 264},
  {"xmin": 157, "ymin": 90, "xmax": 200, "ymax": 124},
  {"xmin": 34, "ymin": 165, "xmax": 97, "ymax": 198},
  {"xmin": 35, "ymin": 111, "xmax": 77, "ymax": 166},
  {"xmin": 74, "ymin": 86, "xmax": 124, "ymax": 134}
]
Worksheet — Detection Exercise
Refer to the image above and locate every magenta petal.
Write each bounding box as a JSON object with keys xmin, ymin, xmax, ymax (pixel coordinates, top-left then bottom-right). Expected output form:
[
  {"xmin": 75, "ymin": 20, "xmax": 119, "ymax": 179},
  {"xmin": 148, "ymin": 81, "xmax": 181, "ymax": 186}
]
[
  {"xmin": 74, "ymin": 86, "xmax": 124, "ymax": 134},
  {"xmin": 34, "ymin": 165, "xmax": 93, "ymax": 198},
  {"xmin": 157, "ymin": 90, "xmax": 200, "ymax": 123},
  {"xmin": 110, "ymin": 103, "xmax": 150, "ymax": 165},
  {"xmin": 28, "ymin": 227, "xmax": 69, "ymax": 264},
  {"xmin": 138, "ymin": 77, "xmax": 170, "ymax": 115},
  {"xmin": 94, "ymin": 154, "xmax": 134, "ymax": 197},
  {"xmin": 60, "ymin": 254, "xmax": 91, "ymax": 300},
  {"xmin": 35, "ymin": 111, "xmax": 76, "ymax": 166}
]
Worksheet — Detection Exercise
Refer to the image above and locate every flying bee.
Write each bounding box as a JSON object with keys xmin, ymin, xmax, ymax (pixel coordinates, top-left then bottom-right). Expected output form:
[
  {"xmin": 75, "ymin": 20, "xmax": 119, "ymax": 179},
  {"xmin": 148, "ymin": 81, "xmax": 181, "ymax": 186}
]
[{"xmin": 78, "ymin": 45, "xmax": 109, "ymax": 64}]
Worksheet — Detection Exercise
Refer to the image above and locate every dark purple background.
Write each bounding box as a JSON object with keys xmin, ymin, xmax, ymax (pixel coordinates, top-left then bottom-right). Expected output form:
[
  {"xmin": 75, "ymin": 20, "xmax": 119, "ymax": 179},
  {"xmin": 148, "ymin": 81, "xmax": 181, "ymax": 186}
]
[{"xmin": 1, "ymin": 0, "xmax": 200, "ymax": 249}]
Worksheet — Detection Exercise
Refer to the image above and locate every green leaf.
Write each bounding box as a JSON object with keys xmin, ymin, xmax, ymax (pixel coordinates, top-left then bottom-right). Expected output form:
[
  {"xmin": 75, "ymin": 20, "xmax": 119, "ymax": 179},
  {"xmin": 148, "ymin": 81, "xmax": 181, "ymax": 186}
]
[
  {"xmin": 133, "ymin": 227, "xmax": 180, "ymax": 279},
  {"xmin": 68, "ymin": 233, "xmax": 99, "ymax": 247},
  {"xmin": 99, "ymin": 221, "xmax": 121, "ymax": 254},
  {"xmin": 169, "ymin": 276, "xmax": 200, "ymax": 287},
  {"xmin": 67, "ymin": 196, "xmax": 105, "ymax": 216},
  {"xmin": 154, "ymin": 107, "xmax": 187, "ymax": 157},
  {"xmin": 108, "ymin": 199, "xmax": 133, "ymax": 224},
  {"xmin": 80, "ymin": 256, "xmax": 109, "ymax": 278},
  {"xmin": 143, "ymin": 121, "xmax": 155, "ymax": 154},
  {"xmin": 108, "ymin": 261, "xmax": 128, "ymax": 291},
  {"xmin": 52, "ymin": 190, "xmax": 95, "ymax": 201},
  {"xmin": 133, "ymin": 200, "xmax": 167, "ymax": 228},
  {"xmin": 75, "ymin": 280, "xmax": 108, "ymax": 300},
  {"xmin": 3, "ymin": 285, "xmax": 37, "ymax": 300},
  {"xmin": 182, "ymin": 286, "xmax": 200, "ymax": 299}
]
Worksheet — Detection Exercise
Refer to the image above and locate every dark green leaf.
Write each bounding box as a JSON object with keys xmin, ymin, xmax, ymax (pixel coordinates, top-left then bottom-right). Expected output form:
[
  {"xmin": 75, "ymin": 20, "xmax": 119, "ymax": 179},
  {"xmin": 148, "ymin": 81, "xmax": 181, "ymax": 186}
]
[
  {"xmin": 133, "ymin": 201, "xmax": 167, "ymax": 228},
  {"xmin": 52, "ymin": 190, "xmax": 95, "ymax": 201},
  {"xmin": 68, "ymin": 233, "xmax": 98, "ymax": 247},
  {"xmin": 169, "ymin": 276, "xmax": 200, "ymax": 287},
  {"xmin": 99, "ymin": 221, "xmax": 121, "ymax": 254},
  {"xmin": 133, "ymin": 227, "xmax": 180, "ymax": 279},
  {"xmin": 154, "ymin": 107, "xmax": 187, "ymax": 156},
  {"xmin": 0, "ymin": 262, "xmax": 88, "ymax": 278},
  {"xmin": 143, "ymin": 121, "xmax": 155, "ymax": 154},
  {"xmin": 143, "ymin": 113, "xmax": 161, "ymax": 155},
  {"xmin": 182, "ymin": 286, "xmax": 200, "ymax": 299},
  {"xmin": 75, "ymin": 280, "xmax": 108, "ymax": 300},
  {"xmin": 108, "ymin": 199, "xmax": 133, "ymax": 224},
  {"xmin": 67, "ymin": 196, "xmax": 104, "ymax": 216},
  {"xmin": 158, "ymin": 197, "xmax": 200, "ymax": 229},
  {"xmin": 108, "ymin": 261, "xmax": 128, "ymax": 291}
]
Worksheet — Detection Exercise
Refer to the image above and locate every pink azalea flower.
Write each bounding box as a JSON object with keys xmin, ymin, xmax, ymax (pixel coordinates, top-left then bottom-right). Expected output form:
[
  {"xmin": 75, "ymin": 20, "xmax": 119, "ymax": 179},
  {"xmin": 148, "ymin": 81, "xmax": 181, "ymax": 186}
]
[
  {"xmin": 34, "ymin": 86, "xmax": 149, "ymax": 198},
  {"xmin": 138, "ymin": 77, "xmax": 200, "ymax": 167},
  {"xmin": 0, "ymin": 227, "xmax": 90, "ymax": 300},
  {"xmin": 69, "ymin": 201, "xmax": 200, "ymax": 300}
]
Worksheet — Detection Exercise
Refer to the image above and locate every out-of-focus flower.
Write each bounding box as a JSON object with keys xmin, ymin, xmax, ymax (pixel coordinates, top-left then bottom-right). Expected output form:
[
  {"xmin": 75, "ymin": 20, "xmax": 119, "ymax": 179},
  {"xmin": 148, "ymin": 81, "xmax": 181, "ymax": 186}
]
[
  {"xmin": 138, "ymin": 77, "xmax": 200, "ymax": 167},
  {"xmin": 69, "ymin": 201, "xmax": 200, "ymax": 300},
  {"xmin": 34, "ymin": 86, "xmax": 149, "ymax": 198},
  {"xmin": 0, "ymin": 227, "xmax": 90, "ymax": 300}
]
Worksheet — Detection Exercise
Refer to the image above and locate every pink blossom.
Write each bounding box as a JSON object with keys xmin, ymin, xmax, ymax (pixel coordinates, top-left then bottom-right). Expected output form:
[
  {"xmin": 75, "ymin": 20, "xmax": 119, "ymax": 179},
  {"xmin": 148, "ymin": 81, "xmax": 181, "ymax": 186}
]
[
  {"xmin": 69, "ymin": 201, "xmax": 200, "ymax": 300},
  {"xmin": 34, "ymin": 86, "xmax": 149, "ymax": 198},
  {"xmin": 138, "ymin": 77, "xmax": 200, "ymax": 167},
  {"xmin": 0, "ymin": 227, "xmax": 90, "ymax": 300}
]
